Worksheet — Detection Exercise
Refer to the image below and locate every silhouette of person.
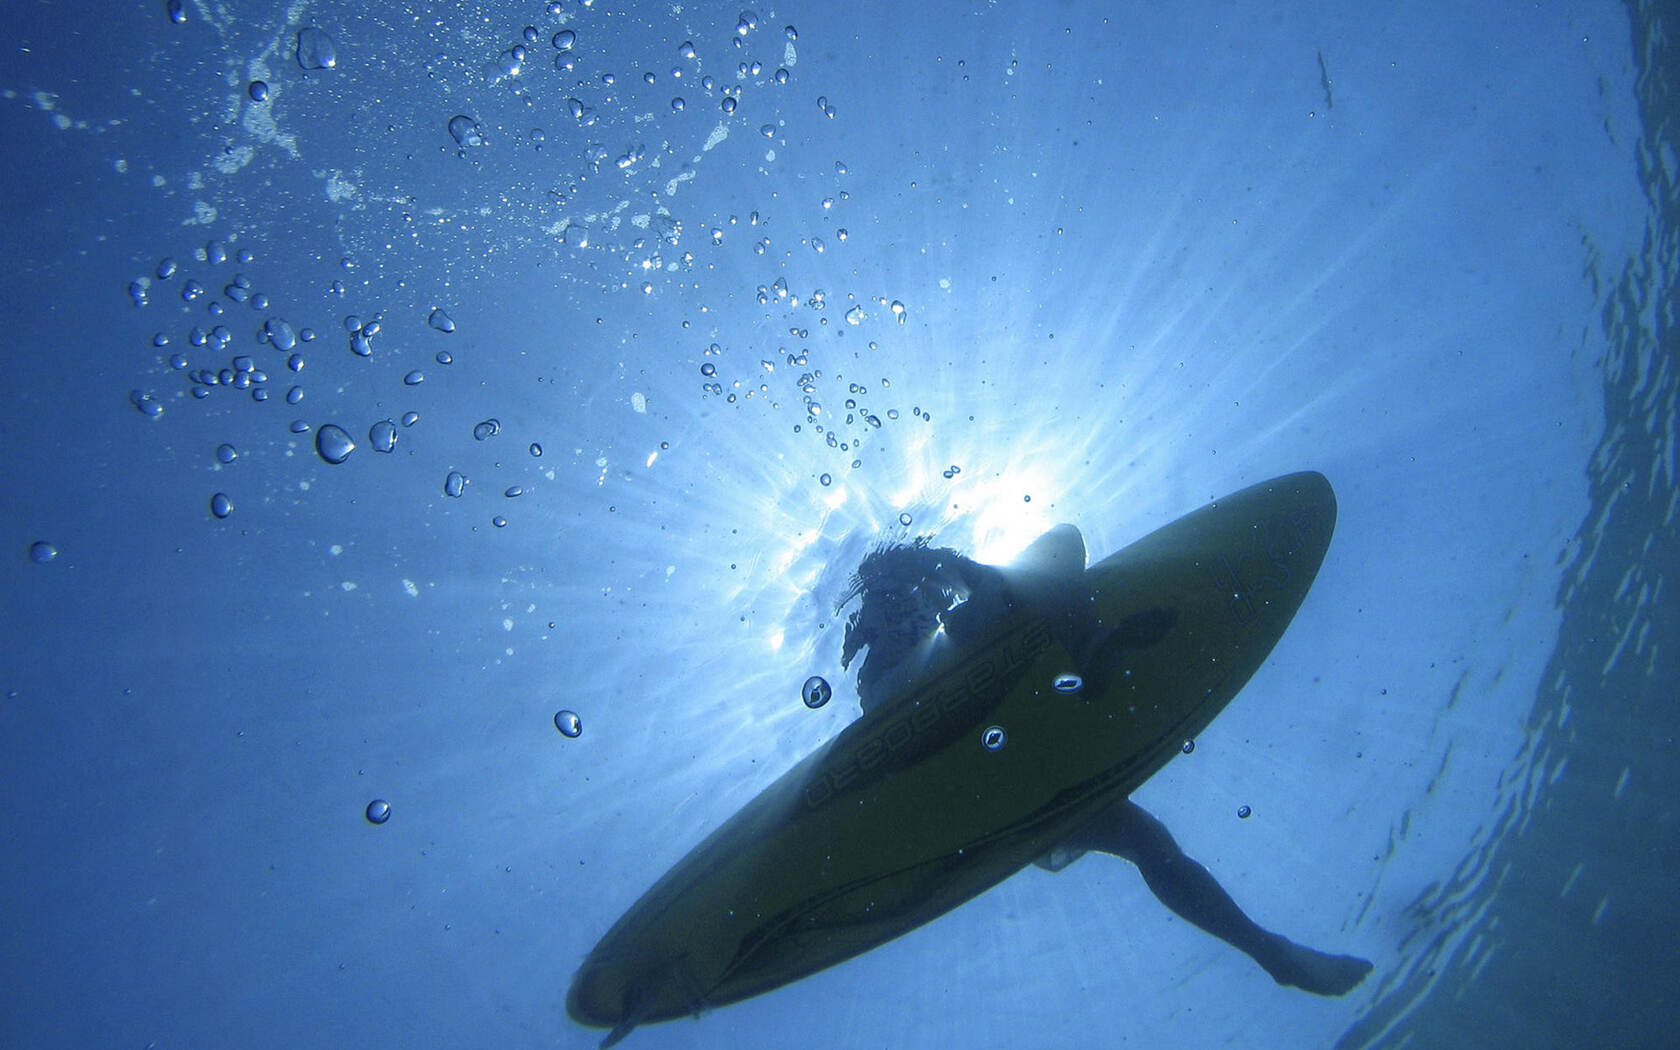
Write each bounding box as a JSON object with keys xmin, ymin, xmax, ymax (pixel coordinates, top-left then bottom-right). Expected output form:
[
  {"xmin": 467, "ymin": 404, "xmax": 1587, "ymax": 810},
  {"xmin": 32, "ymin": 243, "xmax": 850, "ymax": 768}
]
[{"xmin": 837, "ymin": 530, "xmax": 1373, "ymax": 997}]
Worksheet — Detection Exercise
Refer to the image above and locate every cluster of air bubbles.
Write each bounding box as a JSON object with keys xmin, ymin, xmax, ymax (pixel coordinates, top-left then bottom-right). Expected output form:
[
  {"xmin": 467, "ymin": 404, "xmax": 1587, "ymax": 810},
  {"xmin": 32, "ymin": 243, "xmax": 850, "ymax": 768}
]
[
  {"xmin": 129, "ymin": 389, "xmax": 163, "ymax": 419},
  {"xmin": 346, "ymin": 313, "xmax": 380, "ymax": 358},
  {"xmin": 473, "ymin": 418, "xmax": 502, "ymax": 441},
  {"xmin": 801, "ymin": 676, "xmax": 832, "ymax": 709},
  {"xmin": 941, "ymin": 464, "xmax": 962, "ymax": 480}
]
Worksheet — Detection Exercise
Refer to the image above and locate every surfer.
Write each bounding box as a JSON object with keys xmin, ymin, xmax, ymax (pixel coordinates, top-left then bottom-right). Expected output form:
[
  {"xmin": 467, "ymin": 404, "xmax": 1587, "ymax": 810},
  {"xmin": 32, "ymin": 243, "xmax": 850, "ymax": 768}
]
[{"xmin": 837, "ymin": 530, "xmax": 1373, "ymax": 997}]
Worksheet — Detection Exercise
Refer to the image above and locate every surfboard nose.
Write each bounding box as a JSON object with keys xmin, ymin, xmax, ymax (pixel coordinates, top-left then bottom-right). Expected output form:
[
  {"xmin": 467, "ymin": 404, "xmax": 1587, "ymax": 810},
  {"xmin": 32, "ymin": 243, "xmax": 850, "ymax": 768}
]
[{"xmin": 1273, "ymin": 470, "xmax": 1336, "ymax": 553}]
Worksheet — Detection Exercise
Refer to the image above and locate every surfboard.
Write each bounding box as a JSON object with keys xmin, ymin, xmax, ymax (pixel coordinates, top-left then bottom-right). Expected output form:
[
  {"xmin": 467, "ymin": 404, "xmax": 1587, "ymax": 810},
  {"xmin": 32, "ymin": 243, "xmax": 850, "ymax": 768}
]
[{"xmin": 568, "ymin": 471, "xmax": 1337, "ymax": 1044}]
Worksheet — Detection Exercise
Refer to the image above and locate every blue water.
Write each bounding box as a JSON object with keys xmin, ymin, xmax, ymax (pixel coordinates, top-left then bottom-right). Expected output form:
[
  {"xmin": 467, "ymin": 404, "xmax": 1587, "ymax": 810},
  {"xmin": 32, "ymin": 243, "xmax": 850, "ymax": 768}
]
[{"xmin": 2, "ymin": 2, "xmax": 1673, "ymax": 1048}]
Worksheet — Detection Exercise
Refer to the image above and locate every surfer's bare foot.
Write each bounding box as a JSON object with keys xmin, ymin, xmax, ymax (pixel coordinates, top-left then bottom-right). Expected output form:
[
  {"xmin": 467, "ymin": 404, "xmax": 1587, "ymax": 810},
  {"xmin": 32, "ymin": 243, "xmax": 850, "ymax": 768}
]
[{"xmin": 1261, "ymin": 942, "xmax": 1373, "ymax": 996}]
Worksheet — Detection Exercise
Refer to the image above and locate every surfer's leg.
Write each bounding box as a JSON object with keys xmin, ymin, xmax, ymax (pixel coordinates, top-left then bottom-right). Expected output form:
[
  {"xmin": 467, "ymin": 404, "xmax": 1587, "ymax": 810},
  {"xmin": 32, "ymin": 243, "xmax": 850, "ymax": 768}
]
[{"xmin": 1066, "ymin": 800, "xmax": 1372, "ymax": 996}]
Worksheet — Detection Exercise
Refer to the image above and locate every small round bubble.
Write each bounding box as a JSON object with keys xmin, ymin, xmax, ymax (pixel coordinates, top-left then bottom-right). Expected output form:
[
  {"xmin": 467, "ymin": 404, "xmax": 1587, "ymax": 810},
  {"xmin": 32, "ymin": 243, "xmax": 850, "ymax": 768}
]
[
  {"xmin": 1181, "ymin": 739, "xmax": 1195, "ymax": 755},
  {"xmin": 554, "ymin": 709, "xmax": 583, "ymax": 737},
  {"xmin": 209, "ymin": 492, "xmax": 233, "ymax": 519},
  {"xmin": 443, "ymin": 471, "xmax": 467, "ymax": 498},
  {"xmin": 365, "ymin": 799, "xmax": 391, "ymax": 824},
  {"xmin": 801, "ymin": 675, "xmax": 831, "ymax": 709},
  {"xmin": 1052, "ymin": 673, "xmax": 1083, "ymax": 694},
  {"xmin": 248, "ymin": 81, "xmax": 269, "ymax": 102},
  {"xmin": 28, "ymin": 541, "xmax": 58, "ymax": 564},
  {"xmin": 216, "ymin": 443, "xmax": 238, "ymax": 464},
  {"xmin": 1237, "ymin": 805, "xmax": 1252, "ymax": 819},
  {"xmin": 981, "ymin": 725, "xmax": 1008, "ymax": 751}
]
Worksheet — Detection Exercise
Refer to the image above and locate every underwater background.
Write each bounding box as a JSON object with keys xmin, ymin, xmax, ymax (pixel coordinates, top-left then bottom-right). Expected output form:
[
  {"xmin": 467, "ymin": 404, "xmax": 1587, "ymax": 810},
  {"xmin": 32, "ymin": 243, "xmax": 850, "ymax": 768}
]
[{"xmin": 1, "ymin": 1, "xmax": 1674, "ymax": 1048}]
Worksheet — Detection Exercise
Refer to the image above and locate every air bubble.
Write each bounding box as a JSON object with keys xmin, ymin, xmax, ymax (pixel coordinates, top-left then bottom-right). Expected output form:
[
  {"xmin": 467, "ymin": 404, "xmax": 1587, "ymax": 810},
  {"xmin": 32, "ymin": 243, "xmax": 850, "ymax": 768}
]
[
  {"xmin": 981, "ymin": 725, "xmax": 1008, "ymax": 751},
  {"xmin": 296, "ymin": 27, "xmax": 338, "ymax": 70},
  {"xmin": 365, "ymin": 799, "xmax": 391, "ymax": 824},
  {"xmin": 1052, "ymin": 673, "xmax": 1083, "ymax": 694},
  {"xmin": 554, "ymin": 709, "xmax": 583, "ymax": 737},
  {"xmin": 315, "ymin": 424, "xmax": 355, "ymax": 464},
  {"xmin": 801, "ymin": 676, "xmax": 831, "ymax": 709},
  {"xmin": 369, "ymin": 420, "xmax": 397, "ymax": 453},
  {"xmin": 28, "ymin": 541, "xmax": 58, "ymax": 564},
  {"xmin": 209, "ymin": 492, "xmax": 234, "ymax": 519},
  {"xmin": 427, "ymin": 308, "xmax": 456, "ymax": 333},
  {"xmin": 448, "ymin": 114, "xmax": 487, "ymax": 147},
  {"xmin": 443, "ymin": 471, "xmax": 467, "ymax": 498}
]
